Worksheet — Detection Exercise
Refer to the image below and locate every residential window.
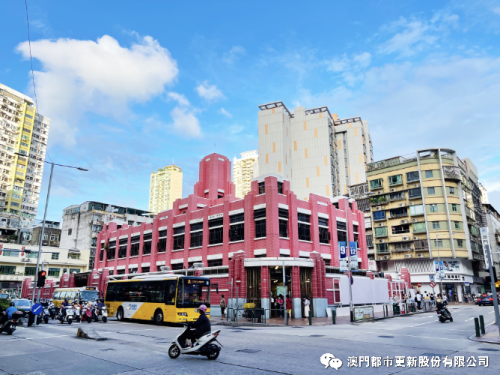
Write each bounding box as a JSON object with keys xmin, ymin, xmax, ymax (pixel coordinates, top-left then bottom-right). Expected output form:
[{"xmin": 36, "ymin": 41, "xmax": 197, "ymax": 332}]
[
  {"xmin": 449, "ymin": 187, "xmax": 455, "ymax": 194},
  {"xmin": 319, "ymin": 217, "xmax": 330, "ymax": 244},
  {"xmin": 388, "ymin": 174, "xmax": 402, "ymax": 185},
  {"xmin": 406, "ymin": 171, "xmax": 419, "ymax": 182},
  {"xmin": 258, "ymin": 182, "xmax": 265, "ymax": 194},
  {"xmin": 51, "ymin": 253, "xmax": 59, "ymax": 260},
  {"xmin": 298, "ymin": 213, "xmax": 311, "ymax": 241},
  {"xmin": 0, "ymin": 266, "xmax": 16, "ymax": 275},
  {"xmin": 190, "ymin": 222, "xmax": 204, "ymax": 247},
  {"xmin": 142, "ymin": 267, "xmax": 150, "ymax": 273},
  {"xmin": 454, "ymin": 221, "xmax": 461, "ymax": 230},
  {"xmin": 279, "ymin": 219, "xmax": 288, "ymax": 238},
  {"xmin": 452, "ymin": 204, "xmax": 458, "ymax": 212},
  {"xmin": 173, "ymin": 226, "xmax": 185, "ymax": 250},
  {"xmin": 68, "ymin": 228, "xmax": 72, "ymax": 235},
  {"xmin": 48, "ymin": 268, "xmax": 60, "ymax": 277},
  {"xmin": 108, "ymin": 240, "xmax": 116, "ymax": 260},
  {"xmin": 392, "ymin": 225, "xmax": 410, "ymax": 234},
  {"xmin": 171, "ymin": 263, "xmax": 183, "ymax": 270},
  {"xmin": 130, "ymin": 236, "xmax": 140, "ymax": 256},
  {"xmin": 230, "ymin": 213, "xmax": 244, "ymax": 223},
  {"xmin": 432, "ymin": 221, "xmax": 440, "ymax": 229},
  {"xmin": 229, "ymin": 213, "xmax": 244, "ymax": 242},
  {"xmin": 69, "ymin": 268, "xmax": 80, "ymax": 274},
  {"xmin": 412, "ymin": 222, "xmax": 426, "ymax": 233},
  {"xmin": 427, "ymin": 187, "xmax": 435, "ymax": 195},
  {"xmin": 408, "ymin": 188, "xmax": 422, "ymax": 199},
  {"xmin": 457, "ymin": 239, "xmax": 464, "ymax": 247},
  {"xmin": 370, "ymin": 179, "xmax": 383, "ymax": 189},
  {"xmin": 425, "ymin": 170, "xmax": 433, "ymax": 178},
  {"xmin": 434, "ymin": 239, "xmax": 443, "ymax": 247},
  {"xmin": 143, "ymin": 233, "xmax": 152, "ymax": 254},
  {"xmin": 157, "ymin": 238, "xmax": 167, "ymax": 252},
  {"xmin": 373, "ymin": 211, "xmax": 386, "ymax": 221},
  {"xmin": 277, "ymin": 182, "xmax": 283, "ymax": 194},
  {"xmin": 430, "ymin": 204, "xmax": 438, "ymax": 212},
  {"xmin": 208, "ymin": 217, "xmax": 224, "ymax": 245},
  {"xmin": 24, "ymin": 267, "xmax": 36, "ymax": 276},
  {"xmin": 254, "ymin": 209, "xmax": 266, "ymax": 238},
  {"xmin": 99, "ymin": 250, "xmax": 104, "ymax": 261},
  {"xmin": 50, "ymin": 234, "xmax": 59, "ymax": 241}
]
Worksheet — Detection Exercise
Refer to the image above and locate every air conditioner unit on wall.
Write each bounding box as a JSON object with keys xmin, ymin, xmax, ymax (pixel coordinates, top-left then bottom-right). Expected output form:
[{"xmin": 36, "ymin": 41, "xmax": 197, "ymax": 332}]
[
  {"xmin": 380, "ymin": 239, "xmax": 385, "ymax": 243},
  {"xmin": 379, "ymin": 223, "xmax": 384, "ymax": 227},
  {"xmin": 412, "ymin": 218, "xmax": 418, "ymax": 223},
  {"xmin": 417, "ymin": 254, "xmax": 425, "ymax": 258},
  {"xmin": 405, "ymin": 254, "xmax": 412, "ymax": 258},
  {"xmin": 390, "ymin": 188, "xmax": 396, "ymax": 192},
  {"xmin": 401, "ymin": 219, "xmax": 407, "ymax": 224},
  {"xmin": 376, "ymin": 206, "xmax": 381, "ymax": 210},
  {"xmin": 410, "ymin": 202, "xmax": 415, "ymax": 205},
  {"xmin": 413, "ymin": 184, "xmax": 420, "ymax": 188},
  {"xmin": 399, "ymin": 203, "xmax": 405, "ymax": 207},
  {"xmin": 403, "ymin": 236, "xmax": 410, "ymax": 241},
  {"xmin": 414, "ymin": 237, "xmax": 419, "ymax": 240}
]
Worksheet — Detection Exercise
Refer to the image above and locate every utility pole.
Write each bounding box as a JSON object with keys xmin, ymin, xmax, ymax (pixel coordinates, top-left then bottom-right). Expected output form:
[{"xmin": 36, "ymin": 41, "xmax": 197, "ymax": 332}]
[
  {"xmin": 346, "ymin": 198, "xmax": 354, "ymax": 322},
  {"xmin": 282, "ymin": 260, "xmax": 287, "ymax": 326},
  {"xmin": 481, "ymin": 227, "xmax": 500, "ymax": 335}
]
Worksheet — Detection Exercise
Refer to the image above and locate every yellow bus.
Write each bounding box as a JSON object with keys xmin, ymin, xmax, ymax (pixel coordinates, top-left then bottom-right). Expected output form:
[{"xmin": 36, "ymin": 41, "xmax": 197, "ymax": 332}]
[
  {"xmin": 104, "ymin": 274, "xmax": 212, "ymax": 324},
  {"xmin": 52, "ymin": 287, "xmax": 100, "ymax": 307}
]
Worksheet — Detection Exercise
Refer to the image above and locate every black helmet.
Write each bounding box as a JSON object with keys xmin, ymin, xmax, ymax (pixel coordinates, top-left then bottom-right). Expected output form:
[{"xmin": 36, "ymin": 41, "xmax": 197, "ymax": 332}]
[{"xmin": 10, "ymin": 302, "xmax": 15, "ymax": 306}]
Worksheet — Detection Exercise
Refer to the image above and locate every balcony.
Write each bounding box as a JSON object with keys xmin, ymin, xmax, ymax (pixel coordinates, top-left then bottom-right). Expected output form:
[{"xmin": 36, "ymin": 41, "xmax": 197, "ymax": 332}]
[
  {"xmin": 412, "ymin": 224, "xmax": 427, "ymax": 233},
  {"xmin": 414, "ymin": 240, "xmax": 429, "ymax": 251},
  {"xmin": 390, "ymin": 211, "xmax": 408, "ymax": 219},
  {"xmin": 370, "ymin": 195, "xmax": 388, "ymax": 206},
  {"xmin": 374, "ymin": 227, "xmax": 388, "ymax": 238},
  {"xmin": 373, "ymin": 213, "xmax": 387, "ymax": 221},
  {"xmin": 442, "ymin": 166, "xmax": 461, "ymax": 181},
  {"xmin": 376, "ymin": 244, "xmax": 390, "ymax": 254},
  {"xmin": 392, "ymin": 243, "xmax": 413, "ymax": 253},
  {"xmin": 389, "ymin": 192, "xmax": 406, "ymax": 202}
]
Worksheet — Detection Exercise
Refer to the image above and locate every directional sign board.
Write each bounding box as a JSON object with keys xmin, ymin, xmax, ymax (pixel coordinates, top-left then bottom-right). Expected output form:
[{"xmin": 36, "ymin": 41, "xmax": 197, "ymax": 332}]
[
  {"xmin": 31, "ymin": 303, "xmax": 43, "ymax": 315},
  {"xmin": 429, "ymin": 275, "xmax": 435, "ymax": 282},
  {"xmin": 429, "ymin": 281, "xmax": 436, "ymax": 288}
]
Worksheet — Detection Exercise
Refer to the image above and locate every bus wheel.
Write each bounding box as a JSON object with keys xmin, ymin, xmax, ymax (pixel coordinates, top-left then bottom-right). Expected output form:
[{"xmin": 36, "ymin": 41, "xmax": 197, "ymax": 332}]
[
  {"xmin": 116, "ymin": 307, "xmax": 124, "ymax": 321},
  {"xmin": 154, "ymin": 309, "xmax": 163, "ymax": 325}
]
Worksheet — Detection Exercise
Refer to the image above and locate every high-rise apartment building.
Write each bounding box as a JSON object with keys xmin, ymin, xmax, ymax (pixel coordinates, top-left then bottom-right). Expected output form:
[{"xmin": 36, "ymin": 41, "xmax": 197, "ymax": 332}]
[
  {"xmin": 366, "ymin": 148, "xmax": 485, "ymax": 300},
  {"xmin": 149, "ymin": 164, "xmax": 182, "ymax": 214},
  {"xmin": 233, "ymin": 150, "xmax": 258, "ymax": 198},
  {"xmin": 0, "ymin": 83, "xmax": 49, "ymax": 230},
  {"xmin": 334, "ymin": 117, "xmax": 374, "ymax": 195},
  {"xmin": 258, "ymin": 101, "xmax": 373, "ymax": 201}
]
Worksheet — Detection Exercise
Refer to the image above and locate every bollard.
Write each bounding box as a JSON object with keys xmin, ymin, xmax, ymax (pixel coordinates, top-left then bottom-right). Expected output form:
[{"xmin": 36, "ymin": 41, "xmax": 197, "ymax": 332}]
[
  {"xmin": 474, "ymin": 318, "xmax": 481, "ymax": 337},
  {"xmin": 479, "ymin": 315, "xmax": 485, "ymax": 335},
  {"xmin": 309, "ymin": 313, "xmax": 312, "ymax": 326},
  {"xmin": 332, "ymin": 310, "xmax": 336, "ymax": 325}
]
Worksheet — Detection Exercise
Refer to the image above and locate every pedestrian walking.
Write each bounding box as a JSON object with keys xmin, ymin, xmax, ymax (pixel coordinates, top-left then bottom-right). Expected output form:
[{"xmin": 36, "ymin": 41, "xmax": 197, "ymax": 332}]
[
  {"xmin": 276, "ymin": 295, "xmax": 284, "ymax": 318},
  {"xmin": 220, "ymin": 294, "xmax": 226, "ymax": 320},
  {"xmin": 415, "ymin": 291, "xmax": 422, "ymax": 310},
  {"xmin": 430, "ymin": 293, "xmax": 435, "ymax": 307},
  {"xmin": 285, "ymin": 295, "xmax": 292, "ymax": 320},
  {"xmin": 303, "ymin": 296, "xmax": 310, "ymax": 318}
]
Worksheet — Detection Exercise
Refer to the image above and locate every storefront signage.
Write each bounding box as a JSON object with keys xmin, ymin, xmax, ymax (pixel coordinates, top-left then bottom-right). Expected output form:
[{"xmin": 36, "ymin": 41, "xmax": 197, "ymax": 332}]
[
  {"xmin": 434, "ymin": 260, "xmax": 461, "ymax": 280},
  {"xmin": 480, "ymin": 227, "xmax": 491, "ymax": 269}
]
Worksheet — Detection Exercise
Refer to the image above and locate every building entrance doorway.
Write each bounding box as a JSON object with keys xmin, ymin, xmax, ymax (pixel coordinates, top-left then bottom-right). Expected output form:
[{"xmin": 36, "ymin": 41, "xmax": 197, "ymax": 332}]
[
  {"xmin": 269, "ymin": 266, "xmax": 292, "ymax": 318},
  {"xmin": 300, "ymin": 268, "xmax": 313, "ymax": 317},
  {"xmin": 246, "ymin": 267, "xmax": 261, "ymax": 308}
]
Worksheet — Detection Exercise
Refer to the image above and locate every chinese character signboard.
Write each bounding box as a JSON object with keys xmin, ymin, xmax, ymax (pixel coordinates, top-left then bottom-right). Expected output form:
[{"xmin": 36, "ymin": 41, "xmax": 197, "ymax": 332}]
[{"xmin": 480, "ymin": 227, "xmax": 491, "ymax": 269}]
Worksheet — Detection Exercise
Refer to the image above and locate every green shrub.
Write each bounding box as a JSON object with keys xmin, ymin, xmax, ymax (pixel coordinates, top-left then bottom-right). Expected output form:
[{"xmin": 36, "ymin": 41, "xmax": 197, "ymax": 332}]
[{"xmin": 0, "ymin": 298, "xmax": 10, "ymax": 310}]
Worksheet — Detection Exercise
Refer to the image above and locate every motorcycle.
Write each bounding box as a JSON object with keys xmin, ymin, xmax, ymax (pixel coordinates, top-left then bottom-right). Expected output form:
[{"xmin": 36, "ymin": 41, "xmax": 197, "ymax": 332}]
[
  {"xmin": 58, "ymin": 306, "xmax": 75, "ymax": 324},
  {"xmin": 81, "ymin": 304, "xmax": 93, "ymax": 323},
  {"xmin": 43, "ymin": 308, "xmax": 50, "ymax": 324},
  {"xmin": 168, "ymin": 324, "xmax": 222, "ymax": 360},
  {"xmin": 0, "ymin": 312, "xmax": 23, "ymax": 335},
  {"xmin": 437, "ymin": 307, "xmax": 453, "ymax": 323},
  {"xmin": 94, "ymin": 306, "xmax": 108, "ymax": 323}
]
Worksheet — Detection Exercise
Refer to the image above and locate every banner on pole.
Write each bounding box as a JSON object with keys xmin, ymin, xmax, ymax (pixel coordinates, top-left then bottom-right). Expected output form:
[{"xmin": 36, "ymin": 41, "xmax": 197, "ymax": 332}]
[
  {"xmin": 349, "ymin": 241, "xmax": 358, "ymax": 270},
  {"xmin": 339, "ymin": 241, "xmax": 347, "ymax": 272},
  {"xmin": 480, "ymin": 227, "xmax": 491, "ymax": 269}
]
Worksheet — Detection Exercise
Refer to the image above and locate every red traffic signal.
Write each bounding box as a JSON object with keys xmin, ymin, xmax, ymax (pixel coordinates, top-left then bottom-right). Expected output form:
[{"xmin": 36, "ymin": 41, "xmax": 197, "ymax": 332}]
[{"xmin": 37, "ymin": 270, "xmax": 47, "ymax": 287}]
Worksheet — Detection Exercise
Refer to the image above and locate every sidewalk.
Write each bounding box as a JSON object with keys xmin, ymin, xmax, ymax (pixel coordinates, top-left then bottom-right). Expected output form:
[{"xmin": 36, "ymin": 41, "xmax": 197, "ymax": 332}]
[{"xmin": 469, "ymin": 323, "xmax": 500, "ymax": 345}]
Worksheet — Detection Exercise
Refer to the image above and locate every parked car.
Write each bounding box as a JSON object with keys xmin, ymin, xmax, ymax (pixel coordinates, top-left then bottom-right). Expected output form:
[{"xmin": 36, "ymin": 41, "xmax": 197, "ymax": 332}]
[
  {"xmin": 477, "ymin": 293, "xmax": 500, "ymax": 306},
  {"xmin": 0, "ymin": 293, "xmax": 11, "ymax": 300},
  {"xmin": 10, "ymin": 299, "xmax": 32, "ymax": 314}
]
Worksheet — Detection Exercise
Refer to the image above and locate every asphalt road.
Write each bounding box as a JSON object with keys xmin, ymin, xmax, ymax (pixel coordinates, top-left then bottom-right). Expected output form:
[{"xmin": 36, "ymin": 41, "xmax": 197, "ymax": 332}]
[{"xmin": 0, "ymin": 304, "xmax": 498, "ymax": 375}]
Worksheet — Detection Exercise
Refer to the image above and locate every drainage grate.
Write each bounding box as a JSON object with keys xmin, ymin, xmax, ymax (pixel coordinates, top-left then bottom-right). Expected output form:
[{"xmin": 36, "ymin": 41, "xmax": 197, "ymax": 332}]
[
  {"xmin": 479, "ymin": 348, "xmax": 499, "ymax": 352},
  {"xmin": 236, "ymin": 349, "xmax": 261, "ymax": 353},
  {"xmin": 378, "ymin": 336, "xmax": 394, "ymax": 338},
  {"xmin": 309, "ymin": 335, "xmax": 325, "ymax": 337}
]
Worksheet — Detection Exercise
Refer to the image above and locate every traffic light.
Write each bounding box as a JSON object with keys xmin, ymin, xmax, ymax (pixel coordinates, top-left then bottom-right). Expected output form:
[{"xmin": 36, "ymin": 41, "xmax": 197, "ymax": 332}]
[
  {"xmin": 37, "ymin": 270, "xmax": 47, "ymax": 287},
  {"xmin": 285, "ymin": 275, "xmax": 291, "ymax": 286}
]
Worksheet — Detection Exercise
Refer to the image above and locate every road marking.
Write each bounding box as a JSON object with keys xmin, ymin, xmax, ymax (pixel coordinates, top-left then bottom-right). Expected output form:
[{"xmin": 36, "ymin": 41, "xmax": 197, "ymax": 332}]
[
  {"xmin": 465, "ymin": 317, "xmax": 475, "ymax": 321},
  {"xmin": 408, "ymin": 322, "xmax": 430, "ymax": 327},
  {"xmin": 489, "ymin": 311, "xmax": 494, "ymax": 314}
]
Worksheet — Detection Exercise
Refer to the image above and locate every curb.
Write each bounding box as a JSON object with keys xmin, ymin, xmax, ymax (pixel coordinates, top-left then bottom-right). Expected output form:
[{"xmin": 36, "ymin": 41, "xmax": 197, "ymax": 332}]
[
  {"xmin": 353, "ymin": 309, "xmax": 436, "ymax": 324},
  {"xmin": 468, "ymin": 322, "xmax": 500, "ymax": 345}
]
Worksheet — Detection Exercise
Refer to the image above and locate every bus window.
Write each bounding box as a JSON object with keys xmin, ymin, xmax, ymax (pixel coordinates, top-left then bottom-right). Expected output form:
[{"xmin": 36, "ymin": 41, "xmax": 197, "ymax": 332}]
[
  {"xmin": 53, "ymin": 291, "xmax": 60, "ymax": 300},
  {"xmin": 80, "ymin": 290, "xmax": 99, "ymax": 302},
  {"xmin": 165, "ymin": 280, "xmax": 177, "ymax": 305},
  {"xmin": 142, "ymin": 281, "xmax": 164, "ymax": 303},
  {"xmin": 177, "ymin": 278, "xmax": 210, "ymax": 308},
  {"xmin": 59, "ymin": 292, "xmax": 67, "ymax": 300}
]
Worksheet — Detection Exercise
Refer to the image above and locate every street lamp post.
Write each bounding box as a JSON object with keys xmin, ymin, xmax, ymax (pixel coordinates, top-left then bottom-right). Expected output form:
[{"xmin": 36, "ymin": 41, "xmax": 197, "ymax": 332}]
[{"xmin": 14, "ymin": 153, "xmax": 88, "ymax": 306}]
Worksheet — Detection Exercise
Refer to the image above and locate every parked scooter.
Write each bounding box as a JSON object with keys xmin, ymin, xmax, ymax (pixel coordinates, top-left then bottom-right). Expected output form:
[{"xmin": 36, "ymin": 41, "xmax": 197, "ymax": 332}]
[{"xmin": 168, "ymin": 324, "xmax": 222, "ymax": 360}]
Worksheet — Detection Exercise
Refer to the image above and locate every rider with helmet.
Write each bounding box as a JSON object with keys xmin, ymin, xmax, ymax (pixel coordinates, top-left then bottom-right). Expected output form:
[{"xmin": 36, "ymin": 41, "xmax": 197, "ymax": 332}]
[{"xmin": 179, "ymin": 305, "xmax": 211, "ymax": 348}]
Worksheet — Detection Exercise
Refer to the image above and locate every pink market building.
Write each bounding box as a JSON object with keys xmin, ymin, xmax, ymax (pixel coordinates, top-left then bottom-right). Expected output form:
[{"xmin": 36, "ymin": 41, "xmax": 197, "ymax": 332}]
[{"xmin": 94, "ymin": 153, "xmax": 371, "ymax": 317}]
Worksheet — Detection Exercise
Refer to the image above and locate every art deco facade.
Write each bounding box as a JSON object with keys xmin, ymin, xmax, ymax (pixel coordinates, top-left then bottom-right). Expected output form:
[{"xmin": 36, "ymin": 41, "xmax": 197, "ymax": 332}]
[
  {"xmin": 233, "ymin": 150, "xmax": 258, "ymax": 198},
  {"xmin": 149, "ymin": 164, "xmax": 182, "ymax": 214},
  {"xmin": 0, "ymin": 83, "xmax": 49, "ymax": 230}
]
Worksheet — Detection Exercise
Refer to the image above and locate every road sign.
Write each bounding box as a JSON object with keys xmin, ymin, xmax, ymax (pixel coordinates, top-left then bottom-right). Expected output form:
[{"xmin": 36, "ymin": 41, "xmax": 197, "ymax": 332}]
[
  {"xmin": 417, "ymin": 283, "xmax": 422, "ymax": 287},
  {"xmin": 429, "ymin": 275, "xmax": 435, "ymax": 282},
  {"xmin": 465, "ymin": 282, "xmax": 470, "ymax": 286},
  {"xmin": 429, "ymin": 281, "xmax": 436, "ymax": 288},
  {"xmin": 31, "ymin": 303, "xmax": 43, "ymax": 315},
  {"xmin": 236, "ymin": 277, "xmax": 241, "ymax": 283}
]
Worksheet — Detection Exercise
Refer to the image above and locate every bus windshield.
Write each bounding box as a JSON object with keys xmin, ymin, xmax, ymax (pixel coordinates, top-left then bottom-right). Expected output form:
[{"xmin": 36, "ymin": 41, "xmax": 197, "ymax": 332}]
[
  {"xmin": 80, "ymin": 291, "xmax": 99, "ymax": 301},
  {"xmin": 177, "ymin": 278, "xmax": 210, "ymax": 308}
]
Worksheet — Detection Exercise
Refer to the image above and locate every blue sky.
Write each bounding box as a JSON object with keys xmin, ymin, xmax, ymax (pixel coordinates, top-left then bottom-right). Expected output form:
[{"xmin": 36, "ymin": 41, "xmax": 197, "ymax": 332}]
[{"xmin": 1, "ymin": 0, "xmax": 500, "ymax": 222}]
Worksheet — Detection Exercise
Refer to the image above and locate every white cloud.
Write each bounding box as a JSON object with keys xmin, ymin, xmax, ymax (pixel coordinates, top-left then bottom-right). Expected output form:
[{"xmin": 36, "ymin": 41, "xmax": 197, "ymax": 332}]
[
  {"xmin": 327, "ymin": 55, "xmax": 349, "ymax": 72},
  {"xmin": 353, "ymin": 52, "xmax": 372, "ymax": 67},
  {"xmin": 167, "ymin": 92, "xmax": 190, "ymax": 106},
  {"xmin": 16, "ymin": 34, "xmax": 178, "ymax": 146},
  {"xmin": 170, "ymin": 106, "xmax": 202, "ymax": 139},
  {"xmin": 222, "ymin": 46, "xmax": 246, "ymax": 64},
  {"xmin": 493, "ymin": 7, "xmax": 500, "ymax": 15},
  {"xmin": 219, "ymin": 107, "xmax": 232, "ymax": 118},
  {"xmin": 195, "ymin": 81, "xmax": 224, "ymax": 101}
]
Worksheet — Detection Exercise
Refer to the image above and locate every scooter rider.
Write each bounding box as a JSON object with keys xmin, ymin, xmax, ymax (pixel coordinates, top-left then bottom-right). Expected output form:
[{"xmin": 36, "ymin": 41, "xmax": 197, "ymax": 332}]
[
  {"xmin": 60, "ymin": 298, "xmax": 70, "ymax": 322},
  {"xmin": 96, "ymin": 299, "xmax": 105, "ymax": 316},
  {"xmin": 178, "ymin": 305, "xmax": 211, "ymax": 348}
]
